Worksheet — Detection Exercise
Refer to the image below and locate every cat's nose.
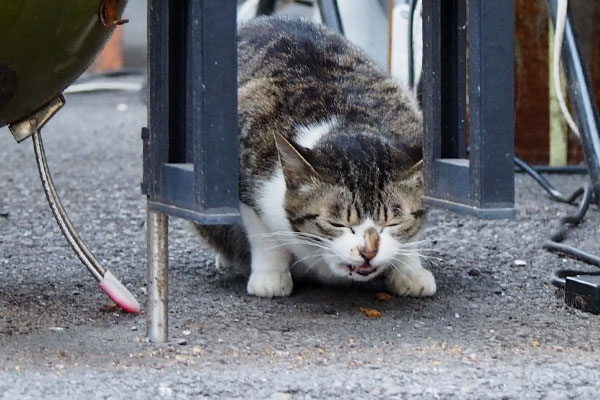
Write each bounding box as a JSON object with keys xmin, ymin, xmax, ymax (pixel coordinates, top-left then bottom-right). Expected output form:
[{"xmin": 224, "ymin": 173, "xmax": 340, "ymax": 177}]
[
  {"xmin": 360, "ymin": 227, "xmax": 380, "ymax": 261},
  {"xmin": 359, "ymin": 248, "xmax": 377, "ymax": 261}
]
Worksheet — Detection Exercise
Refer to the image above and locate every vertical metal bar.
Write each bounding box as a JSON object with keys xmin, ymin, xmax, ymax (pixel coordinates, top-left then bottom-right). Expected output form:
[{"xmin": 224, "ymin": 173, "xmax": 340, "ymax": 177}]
[
  {"xmin": 318, "ymin": 0, "xmax": 344, "ymax": 34},
  {"xmin": 192, "ymin": 0, "xmax": 239, "ymax": 211},
  {"xmin": 146, "ymin": 0, "xmax": 170, "ymax": 201},
  {"xmin": 147, "ymin": 209, "xmax": 168, "ymax": 343},
  {"xmin": 440, "ymin": 0, "xmax": 467, "ymax": 159},
  {"xmin": 169, "ymin": 0, "xmax": 189, "ymax": 164},
  {"xmin": 548, "ymin": 0, "xmax": 600, "ymax": 203},
  {"xmin": 468, "ymin": 0, "xmax": 515, "ymax": 209},
  {"xmin": 422, "ymin": 0, "xmax": 442, "ymax": 198}
]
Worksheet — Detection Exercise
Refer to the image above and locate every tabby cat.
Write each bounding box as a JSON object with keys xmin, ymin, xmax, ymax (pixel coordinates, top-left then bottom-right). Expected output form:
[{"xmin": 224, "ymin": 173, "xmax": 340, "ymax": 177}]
[{"xmin": 195, "ymin": 16, "xmax": 436, "ymax": 298}]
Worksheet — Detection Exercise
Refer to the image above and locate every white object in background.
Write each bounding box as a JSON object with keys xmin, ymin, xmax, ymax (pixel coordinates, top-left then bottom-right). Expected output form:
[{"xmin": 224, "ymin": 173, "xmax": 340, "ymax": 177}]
[
  {"xmin": 390, "ymin": 1, "xmax": 412, "ymax": 87},
  {"xmin": 237, "ymin": 0, "xmax": 260, "ymax": 23},
  {"xmin": 412, "ymin": 0, "xmax": 423, "ymax": 91},
  {"xmin": 553, "ymin": 0, "xmax": 580, "ymax": 139},
  {"xmin": 312, "ymin": 0, "xmax": 323, "ymax": 23},
  {"xmin": 337, "ymin": 0, "xmax": 390, "ymax": 71}
]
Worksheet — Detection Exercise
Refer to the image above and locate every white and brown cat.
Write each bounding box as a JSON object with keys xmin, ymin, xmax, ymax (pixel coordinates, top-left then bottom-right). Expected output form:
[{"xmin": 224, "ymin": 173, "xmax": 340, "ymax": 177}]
[{"xmin": 195, "ymin": 16, "xmax": 436, "ymax": 298}]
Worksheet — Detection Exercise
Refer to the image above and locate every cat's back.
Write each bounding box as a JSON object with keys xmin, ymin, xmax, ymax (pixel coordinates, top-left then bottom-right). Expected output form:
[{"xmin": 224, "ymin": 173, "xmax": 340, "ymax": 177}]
[
  {"xmin": 237, "ymin": 16, "xmax": 368, "ymax": 86},
  {"xmin": 236, "ymin": 16, "xmax": 423, "ymax": 206}
]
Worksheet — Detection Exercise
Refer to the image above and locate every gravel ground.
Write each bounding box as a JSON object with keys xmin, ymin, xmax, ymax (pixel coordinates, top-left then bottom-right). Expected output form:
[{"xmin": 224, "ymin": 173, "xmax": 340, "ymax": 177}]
[{"xmin": 1, "ymin": 90, "xmax": 600, "ymax": 399}]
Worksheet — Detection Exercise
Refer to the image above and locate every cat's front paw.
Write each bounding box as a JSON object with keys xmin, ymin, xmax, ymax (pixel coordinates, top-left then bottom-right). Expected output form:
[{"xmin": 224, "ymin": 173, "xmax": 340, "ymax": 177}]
[
  {"xmin": 247, "ymin": 270, "xmax": 293, "ymax": 298},
  {"xmin": 387, "ymin": 267, "xmax": 436, "ymax": 297}
]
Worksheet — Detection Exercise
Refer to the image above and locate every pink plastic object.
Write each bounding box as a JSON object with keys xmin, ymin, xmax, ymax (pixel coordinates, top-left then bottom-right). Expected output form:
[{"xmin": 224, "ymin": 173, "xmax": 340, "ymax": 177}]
[{"xmin": 99, "ymin": 271, "xmax": 141, "ymax": 314}]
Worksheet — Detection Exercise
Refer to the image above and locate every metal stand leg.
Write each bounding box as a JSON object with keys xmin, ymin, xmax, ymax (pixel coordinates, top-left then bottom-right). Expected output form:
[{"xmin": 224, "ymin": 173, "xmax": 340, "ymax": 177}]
[
  {"xmin": 147, "ymin": 209, "xmax": 168, "ymax": 343},
  {"xmin": 9, "ymin": 96, "xmax": 140, "ymax": 313}
]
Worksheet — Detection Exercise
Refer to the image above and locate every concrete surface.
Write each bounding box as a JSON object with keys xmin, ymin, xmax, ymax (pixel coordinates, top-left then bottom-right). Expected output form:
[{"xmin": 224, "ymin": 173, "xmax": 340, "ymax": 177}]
[{"xmin": 1, "ymin": 88, "xmax": 600, "ymax": 399}]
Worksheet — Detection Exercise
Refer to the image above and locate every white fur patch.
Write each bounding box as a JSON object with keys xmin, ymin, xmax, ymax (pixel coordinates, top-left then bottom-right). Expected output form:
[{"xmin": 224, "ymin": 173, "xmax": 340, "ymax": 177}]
[
  {"xmin": 237, "ymin": 0, "xmax": 259, "ymax": 23},
  {"xmin": 240, "ymin": 203, "xmax": 293, "ymax": 297},
  {"xmin": 296, "ymin": 118, "xmax": 337, "ymax": 150},
  {"xmin": 256, "ymin": 169, "xmax": 291, "ymax": 233}
]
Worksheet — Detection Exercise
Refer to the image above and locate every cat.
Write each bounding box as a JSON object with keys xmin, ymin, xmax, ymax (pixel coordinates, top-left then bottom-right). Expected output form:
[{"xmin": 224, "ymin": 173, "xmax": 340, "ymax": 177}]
[{"xmin": 195, "ymin": 16, "xmax": 436, "ymax": 298}]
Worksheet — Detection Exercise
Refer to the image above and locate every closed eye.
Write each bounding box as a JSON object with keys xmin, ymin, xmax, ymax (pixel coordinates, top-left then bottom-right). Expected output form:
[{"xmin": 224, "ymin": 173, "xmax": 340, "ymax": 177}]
[
  {"xmin": 382, "ymin": 222, "xmax": 401, "ymax": 231},
  {"xmin": 327, "ymin": 221, "xmax": 355, "ymax": 234}
]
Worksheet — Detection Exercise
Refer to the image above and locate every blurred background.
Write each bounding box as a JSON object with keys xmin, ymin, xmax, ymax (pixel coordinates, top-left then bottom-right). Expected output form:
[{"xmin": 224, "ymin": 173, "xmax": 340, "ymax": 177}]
[{"xmin": 94, "ymin": 0, "xmax": 600, "ymax": 166}]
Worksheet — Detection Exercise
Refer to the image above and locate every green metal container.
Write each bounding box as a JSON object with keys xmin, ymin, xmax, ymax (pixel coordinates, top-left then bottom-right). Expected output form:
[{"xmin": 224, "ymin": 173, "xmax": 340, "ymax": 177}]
[{"xmin": 0, "ymin": 0, "xmax": 128, "ymax": 127}]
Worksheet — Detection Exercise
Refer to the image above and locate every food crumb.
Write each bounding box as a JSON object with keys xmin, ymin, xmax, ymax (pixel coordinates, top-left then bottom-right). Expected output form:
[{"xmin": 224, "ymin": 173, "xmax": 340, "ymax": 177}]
[
  {"xmin": 374, "ymin": 292, "xmax": 392, "ymax": 302},
  {"xmin": 359, "ymin": 307, "xmax": 381, "ymax": 318}
]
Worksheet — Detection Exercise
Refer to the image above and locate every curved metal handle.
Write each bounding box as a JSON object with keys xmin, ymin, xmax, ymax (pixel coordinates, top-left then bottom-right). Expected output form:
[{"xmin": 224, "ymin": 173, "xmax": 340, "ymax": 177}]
[
  {"xmin": 32, "ymin": 129, "xmax": 106, "ymax": 281},
  {"xmin": 32, "ymin": 128, "xmax": 140, "ymax": 313}
]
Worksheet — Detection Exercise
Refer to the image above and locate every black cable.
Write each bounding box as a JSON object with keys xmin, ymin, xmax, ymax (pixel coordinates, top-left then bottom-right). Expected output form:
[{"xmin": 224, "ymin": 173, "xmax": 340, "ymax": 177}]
[
  {"xmin": 551, "ymin": 269, "xmax": 600, "ymax": 289},
  {"xmin": 514, "ymin": 156, "xmax": 586, "ymax": 203},
  {"xmin": 518, "ymin": 165, "xmax": 588, "ymax": 175},
  {"xmin": 516, "ymin": 157, "xmax": 600, "ymax": 288}
]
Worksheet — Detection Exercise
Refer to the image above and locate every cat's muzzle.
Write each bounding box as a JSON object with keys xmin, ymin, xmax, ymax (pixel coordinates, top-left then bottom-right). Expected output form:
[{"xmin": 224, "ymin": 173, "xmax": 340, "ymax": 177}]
[{"xmin": 346, "ymin": 263, "xmax": 377, "ymax": 277}]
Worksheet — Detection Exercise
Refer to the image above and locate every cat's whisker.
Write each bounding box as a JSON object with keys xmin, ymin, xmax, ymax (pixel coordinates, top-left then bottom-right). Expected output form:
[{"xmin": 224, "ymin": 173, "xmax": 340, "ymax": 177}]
[
  {"xmin": 393, "ymin": 252, "xmax": 445, "ymax": 262},
  {"xmin": 264, "ymin": 241, "xmax": 333, "ymax": 252},
  {"xmin": 388, "ymin": 257, "xmax": 413, "ymax": 275},
  {"xmin": 291, "ymin": 251, "xmax": 326, "ymax": 267},
  {"xmin": 255, "ymin": 231, "xmax": 332, "ymax": 243},
  {"xmin": 406, "ymin": 247, "xmax": 465, "ymax": 262},
  {"xmin": 399, "ymin": 238, "xmax": 448, "ymax": 248},
  {"xmin": 391, "ymin": 254, "xmax": 445, "ymax": 267},
  {"xmin": 256, "ymin": 236, "xmax": 329, "ymax": 248},
  {"xmin": 303, "ymin": 256, "xmax": 326, "ymax": 277},
  {"xmin": 263, "ymin": 239, "xmax": 348, "ymax": 260}
]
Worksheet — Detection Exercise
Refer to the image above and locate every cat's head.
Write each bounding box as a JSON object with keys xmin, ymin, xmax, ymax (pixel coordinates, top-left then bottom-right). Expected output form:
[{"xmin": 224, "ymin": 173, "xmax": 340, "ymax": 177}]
[{"xmin": 275, "ymin": 131, "xmax": 425, "ymax": 282}]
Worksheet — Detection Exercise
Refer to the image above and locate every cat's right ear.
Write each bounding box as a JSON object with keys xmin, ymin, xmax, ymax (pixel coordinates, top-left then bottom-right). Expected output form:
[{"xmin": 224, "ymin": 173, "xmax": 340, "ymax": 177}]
[{"xmin": 274, "ymin": 133, "xmax": 321, "ymax": 187}]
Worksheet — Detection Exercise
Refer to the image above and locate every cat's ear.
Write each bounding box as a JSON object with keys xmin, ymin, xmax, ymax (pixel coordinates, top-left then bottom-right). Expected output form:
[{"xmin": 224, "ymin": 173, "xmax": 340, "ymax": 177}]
[
  {"xmin": 274, "ymin": 133, "xmax": 321, "ymax": 186},
  {"xmin": 398, "ymin": 159, "xmax": 423, "ymax": 187}
]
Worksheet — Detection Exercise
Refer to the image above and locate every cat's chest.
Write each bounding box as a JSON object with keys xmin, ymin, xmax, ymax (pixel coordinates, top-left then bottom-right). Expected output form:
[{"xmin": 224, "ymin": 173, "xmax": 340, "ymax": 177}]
[{"xmin": 256, "ymin": 169, "xmax": 290, "ymax": 233}]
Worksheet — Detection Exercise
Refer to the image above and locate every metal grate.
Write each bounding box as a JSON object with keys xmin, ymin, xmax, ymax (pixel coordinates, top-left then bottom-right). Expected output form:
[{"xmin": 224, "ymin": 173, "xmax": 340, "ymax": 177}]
[{"xmin": 422, "ymin": 0, "xmax": 516, "ymax": 219}]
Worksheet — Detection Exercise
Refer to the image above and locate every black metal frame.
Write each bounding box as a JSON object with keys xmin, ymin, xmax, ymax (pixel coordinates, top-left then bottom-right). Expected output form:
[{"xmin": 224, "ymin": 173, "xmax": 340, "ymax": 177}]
[
  {"xmin": 143, "ymin": 0, "xmax": 240, "ymax": 225},
  {"xmin": 422, "ymin": 0, "xmax": 516, "ymax": 219}
]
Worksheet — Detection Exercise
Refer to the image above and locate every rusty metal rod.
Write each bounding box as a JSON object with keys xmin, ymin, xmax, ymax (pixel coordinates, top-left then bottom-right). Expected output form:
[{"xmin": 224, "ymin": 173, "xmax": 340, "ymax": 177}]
[{"xmin": 147, "ymin": 209, "xmax": 168, "ymax": 342}]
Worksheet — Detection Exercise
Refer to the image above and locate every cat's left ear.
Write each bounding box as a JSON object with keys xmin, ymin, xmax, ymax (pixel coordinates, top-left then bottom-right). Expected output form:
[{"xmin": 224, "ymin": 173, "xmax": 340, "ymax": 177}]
[
  {"xmin": 274, "ymin": 133, "xmax": 321, "ymax": 187},
  {"xmin": 398, "ymin": 159, "xmax": 423, "ymax": 187}
]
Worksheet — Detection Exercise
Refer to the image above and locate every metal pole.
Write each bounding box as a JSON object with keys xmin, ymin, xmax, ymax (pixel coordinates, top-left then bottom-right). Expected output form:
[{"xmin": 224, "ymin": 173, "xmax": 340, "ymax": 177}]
[
  {"xmin": 147, "ymin": 209, "xmax": 168, "ymax": 342},
  {"xmin": 548, "ymin": 0, "xmax": 600, "ymax": 204},
  {"xmin": 318, "ymin": 0, "xmax": 344, "ymax": 34}
]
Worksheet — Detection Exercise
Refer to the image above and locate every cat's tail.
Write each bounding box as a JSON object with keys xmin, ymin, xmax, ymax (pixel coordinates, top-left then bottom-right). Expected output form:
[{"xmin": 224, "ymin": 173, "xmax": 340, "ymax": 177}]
[{"xmin": 192, "ymin": 223, "xmax": 251, "ymax": 271}]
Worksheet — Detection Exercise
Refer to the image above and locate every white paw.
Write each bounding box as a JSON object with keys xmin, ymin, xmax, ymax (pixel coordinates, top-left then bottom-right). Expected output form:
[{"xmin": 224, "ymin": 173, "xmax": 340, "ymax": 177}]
[
  {"xmin": 247, "ymin": 270, "xmax": 293, "ymax": 298},
  {"xmin": 387, "ymin": 267, "xmax": 436, "ymax": 297}
]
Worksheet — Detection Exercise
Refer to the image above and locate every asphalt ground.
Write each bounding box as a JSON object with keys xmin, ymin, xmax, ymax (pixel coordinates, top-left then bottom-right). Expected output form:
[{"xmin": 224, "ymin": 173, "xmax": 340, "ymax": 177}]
[{"xmin": 1, "ymin": 89, "xmax": 600, "ymax": 399}]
